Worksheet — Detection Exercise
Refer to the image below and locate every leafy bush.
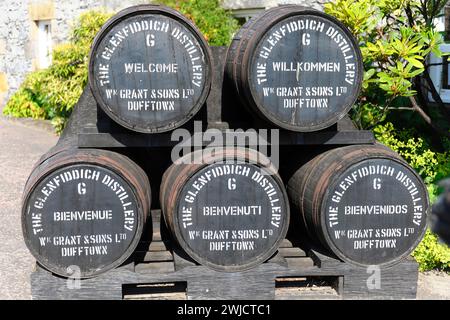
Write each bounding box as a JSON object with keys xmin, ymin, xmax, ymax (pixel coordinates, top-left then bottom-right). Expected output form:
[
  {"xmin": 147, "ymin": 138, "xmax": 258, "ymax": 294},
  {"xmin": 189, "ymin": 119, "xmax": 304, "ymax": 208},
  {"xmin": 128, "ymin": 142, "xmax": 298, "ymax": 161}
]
[
  {"xmin": 325, "ymin": 0, "xmax": 449, "ymax": 133},
  {"xmin": 3, "ymin": 87, "xmax": 46, "ymax": 119},
  {"xmin": 156, "ymin": 0, "xmax": 239, "ymax": 46},
  {"xmin": 326, "ymin": 0, "xmax": 450, "ymax": 272},
  {"xmin": 3, "ymin": 11, "xmax": 113, "ymax": 133},
  {"xmin": 374, "ymin": 123, "xmax": 450, "ymax": 190},
  {"xmin": 374, "ymin": 122, "xmax": 450, "ymax": 271},
  {"xmin": 413, "ymin": 230, "xmax": 450, "ymax": 271}
]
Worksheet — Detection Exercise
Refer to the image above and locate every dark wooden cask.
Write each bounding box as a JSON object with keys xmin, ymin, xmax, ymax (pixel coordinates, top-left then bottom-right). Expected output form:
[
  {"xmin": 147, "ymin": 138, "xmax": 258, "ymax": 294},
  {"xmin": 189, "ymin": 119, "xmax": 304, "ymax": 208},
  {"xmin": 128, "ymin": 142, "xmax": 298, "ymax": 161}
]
[
  {"xmin": 287, "ymin": 144, "xmax": 429, "ymax": 266},
  {"xmin": 160, "ymin": 147, "xmax": 290, "ymax": 271},
  {"xmin": 225, "ymin": 6, "xmax": 363, "ymax": 132},
  {"xmin": 22, "ymin": 149, "xmax": 151, "ymax": 278},
  {"xmin": 89, "ymin": 5, "xmax": 212, "ymax": 133}
]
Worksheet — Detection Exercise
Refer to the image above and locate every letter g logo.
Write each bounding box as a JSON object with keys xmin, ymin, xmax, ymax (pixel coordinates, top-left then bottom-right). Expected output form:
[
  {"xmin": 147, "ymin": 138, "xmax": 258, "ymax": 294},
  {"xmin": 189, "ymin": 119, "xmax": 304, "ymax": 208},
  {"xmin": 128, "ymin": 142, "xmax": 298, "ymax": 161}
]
[
  {"xmin": 77, "ymin": 182, "xmax": 87, "ymax": 195},
  {"xmin": 302, "ymin": 33, "xmax": 311, "ymax": 46},
  {"xmin": 228, "ymin": 178, "xmax": 237, "ymax": 191},
  {"xmin": 146, "ymin": 34, "xmax": 155, "ymax": 47},
  {"xmin": 373, "ymin": 178, "xmax": 381, "ymax": 190}
]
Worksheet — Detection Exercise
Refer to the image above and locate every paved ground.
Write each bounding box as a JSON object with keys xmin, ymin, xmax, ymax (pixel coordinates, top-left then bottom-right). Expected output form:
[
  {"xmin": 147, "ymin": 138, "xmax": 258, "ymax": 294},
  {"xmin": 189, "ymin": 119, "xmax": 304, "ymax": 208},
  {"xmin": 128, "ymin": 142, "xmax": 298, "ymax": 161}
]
[
  {"xmin": 0, "ymin": 116, "xmax": 449, "ymax": 299},
  {"xmin": 0, "ymin": 117, "xmax": 57, "ymax": 299},
  {"xmin": 418, "ymin": 271, "xmax": 450, "ymax": 300}
]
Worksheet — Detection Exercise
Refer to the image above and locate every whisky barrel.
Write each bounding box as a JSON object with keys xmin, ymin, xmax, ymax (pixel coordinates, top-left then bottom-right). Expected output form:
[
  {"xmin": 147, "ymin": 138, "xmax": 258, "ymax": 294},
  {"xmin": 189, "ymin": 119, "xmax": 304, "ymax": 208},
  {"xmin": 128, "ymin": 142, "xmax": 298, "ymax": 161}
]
[
  {"xmin": 89, "ymin": 5, "xmax": 212, "ymax": 133},
  {"xmin": 287, "ymin": 145, "xmax": 429, "ymax": 266},
  {"xmin": 225, "ymin": 6, "xmax": 363, "ymax": 131},
  {"xmin": 22, "ymin": 148, "xmax": 151, "ymax": 278},
  {"xmin": 160, "ymin": 148, "xmax": 290, "ymax": 272}
]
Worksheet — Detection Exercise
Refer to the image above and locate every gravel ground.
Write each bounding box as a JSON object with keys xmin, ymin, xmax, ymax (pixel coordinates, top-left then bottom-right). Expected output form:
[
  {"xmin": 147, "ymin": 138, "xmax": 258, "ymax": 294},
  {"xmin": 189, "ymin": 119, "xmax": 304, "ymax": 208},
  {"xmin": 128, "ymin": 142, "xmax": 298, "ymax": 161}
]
[
  {"xmin": 0, "ymin": 116, "xmax": 448, "ymax": 300},
  {"xmin": 0, "ymin": 117, "xmax": 57, "ymax": 299},
  {"xmin": 417, "ymin": 271, "xmax": 450, "ymax": 300}
]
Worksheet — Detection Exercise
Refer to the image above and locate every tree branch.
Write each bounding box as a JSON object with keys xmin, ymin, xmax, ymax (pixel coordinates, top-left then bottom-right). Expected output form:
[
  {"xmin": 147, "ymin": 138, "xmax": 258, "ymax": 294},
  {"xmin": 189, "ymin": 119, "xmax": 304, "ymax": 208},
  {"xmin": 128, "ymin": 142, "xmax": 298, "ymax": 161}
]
[
  {"xmin": 365, "ymin": 97, "xmax": 396, "ymax": 130},
  {"xmin": 421, "ymin": 68, "xmax": 450, "ymax": 121},
  {"xmin": 425, "ymin": 62, "xmax": 446, "ymax": 68},
  {"xmin": 409, "ymin": 96, "xmax": 450, "ymax": 138},
  {"xmin": 388, "ymin": 107, "xmax": 415, "ymax": 111}
]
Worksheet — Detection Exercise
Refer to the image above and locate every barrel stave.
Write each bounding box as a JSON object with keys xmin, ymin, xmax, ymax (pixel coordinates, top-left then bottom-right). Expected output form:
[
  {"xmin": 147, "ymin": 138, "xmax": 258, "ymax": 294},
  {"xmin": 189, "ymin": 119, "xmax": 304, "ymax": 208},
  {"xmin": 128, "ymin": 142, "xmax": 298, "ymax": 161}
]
[
  {"xmin": 22, "ymin": 148, "xmax": 151, "ymax": 278},
  {"xmin": 160, "ymin": 147, "xmax": 290, "ymax": 272},
  {"xmin": 88, "ymin": 5, "xmax": 212, "ymax": 133},
  {"xmin": 288, "ymin": 145, "xmax": 429, "ymax": 267},
  {"xmin": 226, "ymin": 6, "xmax": 363, "ymax": 132}
]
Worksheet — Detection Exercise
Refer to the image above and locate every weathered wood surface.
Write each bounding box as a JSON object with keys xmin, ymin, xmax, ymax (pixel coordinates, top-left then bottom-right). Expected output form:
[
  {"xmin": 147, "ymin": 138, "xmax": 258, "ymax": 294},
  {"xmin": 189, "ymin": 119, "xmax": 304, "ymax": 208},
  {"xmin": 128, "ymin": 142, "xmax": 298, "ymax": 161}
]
[
  {"xmin": 78, "ymin": 47, "xmax": 373, "ymax": 148},
  {"xmin": 78, "ymin": 125, "xmax": 375, "ymax": 148},
  {"xmin": 72, "ymin": 86, "xmax": 375, "ymax": 148},
  {"xmin": 160, "ymin": 148, "xmax": 290, "ymax": 272},
  {"xmin": 288, "ymin": 144, "xmax": 429, "ymax": 267},
  {"xmin": 46, "ymin": 45, "xmax": 374, "ymax": 148},
  {"xmin": 31, "ymin": 252, "xmax": 418, "ymax": 300},
  {"xmin": 30, "ymin": 211, "xmax": 418, "ymax": 300},
  {"xmin": 26, "ymin": 5, "xmax": 420, "ymax": 301},
  {"xmin": 89, "ymin": 5, "xmax": 212, "ymax": 133},
  {"xmin": 225, "ymin": 6, "xmax": 363, "ymax": 132}
]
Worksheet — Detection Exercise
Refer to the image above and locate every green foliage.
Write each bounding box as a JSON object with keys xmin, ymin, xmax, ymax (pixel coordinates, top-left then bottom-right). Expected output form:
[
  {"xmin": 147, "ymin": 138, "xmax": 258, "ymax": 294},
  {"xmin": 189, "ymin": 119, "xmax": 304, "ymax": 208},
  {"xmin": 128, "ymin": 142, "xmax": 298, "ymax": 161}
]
[
  {"xmin": 325, "ymin": 0, "xmax": 448, "ymax": 129},
  {"xmin": 374, "ymin": 122, "xmax": 439, "ymax": 184},
  {"xmin": 374, "ymin": 122, "xmax": 450, "ymax": 271},
  {"xmin": 156, "ymin": 0, "xmax": 239, "ymax": 46},
  {"xmin": 374, "ymin": 122, "xmax": 450, "ymax": 187},
  {"xmin": 3, "ymin": 87, "xmax": 46, "ymax": 119},
  {"xmin": 324, "ymin": 0, "xmax": 380, "ymax": 44},
  {"xmin": 3, "ymin": 10, "xmax": 113, "ymax": 133},
  {"xmin": 412, "ymin": 230, "xmax": 450, "ymax": 271}
]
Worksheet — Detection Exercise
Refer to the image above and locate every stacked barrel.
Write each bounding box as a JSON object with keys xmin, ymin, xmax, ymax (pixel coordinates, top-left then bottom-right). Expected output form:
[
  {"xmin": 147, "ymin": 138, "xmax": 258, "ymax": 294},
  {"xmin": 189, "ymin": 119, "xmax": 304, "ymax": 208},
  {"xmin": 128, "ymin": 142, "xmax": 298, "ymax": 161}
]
[
  {"xmin": 22, "ymin": 148, "xmax": 151, "ymax": 278},
  {"xmin": 160, "ymin": 148, "xmax": 289, "ymax": 271},
  {"xmin": 287, "ymin": 145, "xmax": 428, "ymax": 266},
  {"xmin": 225, "ymin": 6, "xmax": 363, "ymax": 131},
  {"xmin": 88, "ymin": 5, "xmax": 212, "ymax": 133},
  {"xmin": 21, "ymin": 4, "xmax": 429, "ymax": 279}
]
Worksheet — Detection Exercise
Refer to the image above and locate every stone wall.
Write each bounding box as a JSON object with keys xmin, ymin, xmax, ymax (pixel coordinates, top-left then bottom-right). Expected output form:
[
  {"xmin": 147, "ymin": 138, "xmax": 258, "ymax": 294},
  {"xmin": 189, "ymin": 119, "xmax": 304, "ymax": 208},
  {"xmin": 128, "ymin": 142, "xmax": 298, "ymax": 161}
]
[
  {"xmin": 53, "ymin": 0, "xmax": 150, "ymax": 45},
  {"xmin": 222, "ymin": 0, "xmax": 327, "ymax": 11},
  {"xmin": 0, "ymin": 0, "xmax": 33, "ymax": 110}
]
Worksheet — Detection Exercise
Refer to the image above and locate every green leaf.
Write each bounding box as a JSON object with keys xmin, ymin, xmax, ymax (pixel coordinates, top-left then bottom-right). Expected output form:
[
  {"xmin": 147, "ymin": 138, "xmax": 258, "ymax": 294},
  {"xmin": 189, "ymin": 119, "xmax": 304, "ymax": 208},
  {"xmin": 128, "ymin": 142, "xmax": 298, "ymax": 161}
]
[
  {"xmin": 409, "ymin": 68, "xmax": 425, "ymax": 78},
  {"xmin": 364, "ymin": 68, "xmax": 376, "ymax": 79},
  {"xmin": 404, "ymin": 57, "xmax": 424, "ymax": 68}
]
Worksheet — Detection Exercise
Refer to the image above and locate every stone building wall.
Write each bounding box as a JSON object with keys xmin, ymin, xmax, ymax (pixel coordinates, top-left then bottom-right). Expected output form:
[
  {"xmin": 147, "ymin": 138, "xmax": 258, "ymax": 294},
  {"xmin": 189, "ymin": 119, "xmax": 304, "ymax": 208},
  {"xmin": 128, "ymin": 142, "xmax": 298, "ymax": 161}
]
[
  {"xmin": 0, "ymin": 0, "xmax": 149, "ymax": 111},
  {"xmin": 222, "ymin": 0, "xmax": 326, "ymax": 11},
  {"xmin": 0, "ymin": 0, "xmax": 33, "ymax": 110}
]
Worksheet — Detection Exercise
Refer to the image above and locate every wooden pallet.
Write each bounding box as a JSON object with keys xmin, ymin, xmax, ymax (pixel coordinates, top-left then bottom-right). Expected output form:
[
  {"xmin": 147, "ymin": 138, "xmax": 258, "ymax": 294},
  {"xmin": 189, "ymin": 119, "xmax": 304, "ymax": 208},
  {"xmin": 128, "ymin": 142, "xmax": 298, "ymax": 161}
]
[
  {"xmin": 29, "ymin": 47, "xmax": 418, "ymax": 301},
  {"xmin": 30, "ymin": 210, "xmax": 418, "ymax": 300}
]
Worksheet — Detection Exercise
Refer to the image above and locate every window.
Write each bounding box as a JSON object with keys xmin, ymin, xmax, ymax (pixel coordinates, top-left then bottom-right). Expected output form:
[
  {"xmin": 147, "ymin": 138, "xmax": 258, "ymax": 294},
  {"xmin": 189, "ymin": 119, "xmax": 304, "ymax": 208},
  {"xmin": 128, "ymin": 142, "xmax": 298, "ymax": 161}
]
[
  {"xmin": 36, "ymin": 20, "xmax": 52, "ymax": 69},
  {"xmin": 428, "ymin": 4, "xmax": 450, "ymax": 102},
  {"xmin": 442, "ymin": 57, "xmax": 450, "ymax": 90},
  {"xmin": 446, "ymin": 5, "xmax": 450, "ymax": 41},
  {"xmin": 428, "ymin": 43, "xmax": 450, "ymax": 103},
  {"xmin": 232, "ymin": 8, "xmax": 264, "ymax": 26}
]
